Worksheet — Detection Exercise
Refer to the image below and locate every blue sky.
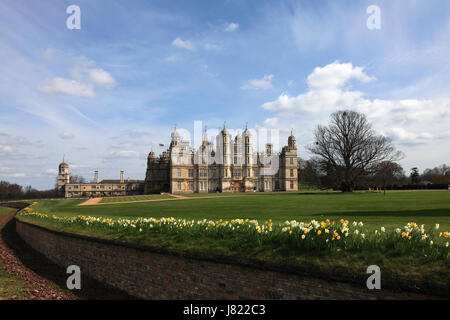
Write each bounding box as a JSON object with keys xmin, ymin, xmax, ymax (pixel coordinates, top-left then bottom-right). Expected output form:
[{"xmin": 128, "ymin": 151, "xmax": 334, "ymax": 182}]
[{"xmin": 1, "ymin": 0, "xmax": 450, "ymax": 189}]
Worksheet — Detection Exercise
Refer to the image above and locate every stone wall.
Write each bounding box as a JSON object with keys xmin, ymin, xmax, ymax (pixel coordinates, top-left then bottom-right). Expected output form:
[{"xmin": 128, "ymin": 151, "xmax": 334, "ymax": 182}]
[{"xmin": 15, "ymin": 219, "xmax": 432, "ymax": 300}]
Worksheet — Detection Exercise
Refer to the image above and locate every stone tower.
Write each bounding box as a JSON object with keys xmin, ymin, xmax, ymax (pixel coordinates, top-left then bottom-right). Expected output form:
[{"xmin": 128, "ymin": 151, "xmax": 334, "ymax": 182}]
[
  {"xmin": 57, "ymin": 156, "xmax": 70, "ymax": 191},
  {"xmin": 279, "ymin": 130, "xmax": 298, "ymax": 191}
]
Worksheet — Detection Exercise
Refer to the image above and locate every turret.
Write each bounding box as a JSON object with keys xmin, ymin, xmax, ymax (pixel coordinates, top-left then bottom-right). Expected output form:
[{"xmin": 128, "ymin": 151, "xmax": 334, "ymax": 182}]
[
  {"xmin": 288, "ymin": 129, "xmax": 297, "ymax": 150},
  {"xmin": 170, "ymin": 125, "xmax": 180, "ymax": 148},
  {"xmin": 57, "ymin": 156, "xmax": 70, "ymax": 191},
  {"xmin": 243, "ymin": 122, "xmax": 252, "ymax": 165}
]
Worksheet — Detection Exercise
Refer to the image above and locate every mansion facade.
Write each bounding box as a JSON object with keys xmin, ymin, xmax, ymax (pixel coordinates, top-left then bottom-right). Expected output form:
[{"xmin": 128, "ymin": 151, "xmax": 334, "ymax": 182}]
[
  {"xmin": 57, "ymin": 124, "xmax": 298, "ymax": 197},
  {"xmin": 57, "ymin": 161, "xmax": 144, "ymax": 198},
  {"xmin": 145, "ymin": 125, "xmax": 298, "ymax": 194}
]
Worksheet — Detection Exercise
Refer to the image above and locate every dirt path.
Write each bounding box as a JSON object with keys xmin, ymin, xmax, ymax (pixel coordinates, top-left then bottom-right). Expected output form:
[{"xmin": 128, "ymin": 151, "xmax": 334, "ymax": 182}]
[
  {"xmin": 78, "ymin": 197, "xmax": 102, "ymax": 206},
  {"xmin": 80, "ymin": 194, "xmax": 247, "ymax": 206}
]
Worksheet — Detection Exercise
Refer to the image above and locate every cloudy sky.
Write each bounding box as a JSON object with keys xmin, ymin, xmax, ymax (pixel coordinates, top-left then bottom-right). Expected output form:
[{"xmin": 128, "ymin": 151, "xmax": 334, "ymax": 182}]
[{"xmin": 1, "ymin": 0, "xmax": 450, "ymax": 189}]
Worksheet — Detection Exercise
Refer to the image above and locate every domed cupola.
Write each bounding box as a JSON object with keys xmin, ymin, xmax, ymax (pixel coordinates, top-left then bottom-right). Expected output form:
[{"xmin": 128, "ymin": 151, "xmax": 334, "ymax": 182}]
[
  {"xmin": 59, "ymin": 156, "xmax": 69, "ymax": 172},
  {"xmin": 170, "ymin": 125, "xmax": 181, "ymax": 146}
]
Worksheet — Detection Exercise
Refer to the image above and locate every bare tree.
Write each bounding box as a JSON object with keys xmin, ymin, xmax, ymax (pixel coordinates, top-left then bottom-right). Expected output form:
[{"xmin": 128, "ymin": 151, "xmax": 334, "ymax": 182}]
[
  {"xmin": 421, "ymin": 164, "xmax": 450, "ymax": 184},
  {"xmin": 373, "ymin": 161, "xmax": 404, "ymax": 195},
  {"xmin": 307, "ymin": 110, "xmax": 403, "ymax": 192}
]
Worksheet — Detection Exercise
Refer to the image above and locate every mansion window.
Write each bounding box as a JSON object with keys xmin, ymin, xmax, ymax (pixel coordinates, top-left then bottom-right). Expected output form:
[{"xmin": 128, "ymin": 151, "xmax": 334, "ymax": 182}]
[
  {"xmin": 290, "ymin": 181, "xmax": 294, "ymax": 189},
  {"xmin": 232, "ymin": 169, "xmax": 241, "ymax": 177},
  {"xmin": 177, "ymin": 182, "xmax": 181, "ymax": 190},
  {"xmin": 199, "ymin": 169, "xmax": 207, "ymax": 178},
  {"xmin": 247, "ymin": 169, "xmax": 251, "ymax": 177},
  {"xmin": 234, "ymin": 156, "xmax": 237, "ymax": 164},
  {"xmin": 290, "ymin": 169, "xmax": 294, "ymax": 177},
  {"xmin": 188, "ymin": 169, "xmax": 193, "ymax": 177},
  {"xmin": 199, "ymin": 181, "xmax": 207, "ymax": 191},
  {"xmin": 188, "ymin": 182, "xmax": 194, "ymax": 190},
  {"xmin": 290, "ymin": 157, "xmax": 294, "ymax": 165},
  {"xmin": 177, "ymin": 168, "xmax": 181, "ymax": 177}
]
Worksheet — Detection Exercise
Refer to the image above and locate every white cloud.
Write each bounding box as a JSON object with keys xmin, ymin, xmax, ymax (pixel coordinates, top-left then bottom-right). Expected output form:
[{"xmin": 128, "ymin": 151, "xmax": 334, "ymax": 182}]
[
  {"xmin": 2, "ymin": 173, "xmax": 26, "ymax": 178},
  {"xmin": 110, "ymin": 150, "xmax": 140, "ymax": 159},
  {"xmin": 38, "ymin": 77, "xmax": 95, "ymax": 98},
  {"xmin": 172, "ymin": 37, "xmax": 195, "ymax": 51},
  {"xmin": 88, "ymin": 68, "xmax": 117, "ymax": 88},
  {"xmin": 259, "ymin": 61, "xmax": 450, "ymax": 148},
  {"xmin": 241, "ymin": 74, "xmax": 274, "ymax": 90},
  {"xmin": 204, "ymin": 43, "xmax": 221, "ymax": 50},
  {"xmin": 164, "ymin": 55, "xmax": 178, "ymax": 62},
  {"xmin": 38, "ymin": 55, "xmax": 116, "ymax": 98},
  {"xmin": 307, "ymin": 61, "xmax": 375, "ymax": 89},
  {"xmin": 1, "ymin": 145, "xmax": 13, "ymax": 153},
  {"xmin": 59, "ymin": 132, "xmax": 75, "ymax": 140},
  {"xmin": 45, "ymin": 168, "xmax": 58, "ymax": 175},
  {"xmin": 224, "ymin": 22, "xmax": 239, "ymax": 32},
  {"xmin": 0, "ymin": 166, "xmax": 11, "ymax": 173}
]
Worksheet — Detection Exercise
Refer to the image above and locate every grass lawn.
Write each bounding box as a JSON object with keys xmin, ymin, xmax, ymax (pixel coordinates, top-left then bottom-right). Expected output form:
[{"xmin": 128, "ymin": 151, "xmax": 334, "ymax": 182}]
[
  {"xmin": 29, "ymin": 190, "xmax": 450, "ymax": 231},
  {"xmin": 0, "ymin": 206, "xmax": 30, "ymax": 299},
  {"xmin": 17, "ymin": 191, "xmax": 450, "ymax": 293},
  {"xmin": 0, "ymin": 261, "xmax": 30, "ymax": 300},
  {"xmin": 0, "ymin": 206, "xmax": 15, "ymax": 217}
]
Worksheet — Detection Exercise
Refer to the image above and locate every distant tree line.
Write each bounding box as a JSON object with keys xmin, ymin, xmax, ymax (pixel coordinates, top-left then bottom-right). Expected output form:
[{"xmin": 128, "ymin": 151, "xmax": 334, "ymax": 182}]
[
  {"xmin": 0, "ymin": 181, "xmax": 59, "ymax": 201},
  {"xmin": 298, "ymin": 159, "xmax": 450, "ymax": 192}
]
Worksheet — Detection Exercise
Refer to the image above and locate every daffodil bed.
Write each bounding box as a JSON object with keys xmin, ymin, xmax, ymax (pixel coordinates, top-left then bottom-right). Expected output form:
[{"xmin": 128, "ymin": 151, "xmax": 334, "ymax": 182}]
[
  {"xmin": 18, "ymin": 202, "xmax": 450, "ymax": 293},
  {"xmin": 20, "ymin": 202, "xmax": 450, "ymax": 256}
]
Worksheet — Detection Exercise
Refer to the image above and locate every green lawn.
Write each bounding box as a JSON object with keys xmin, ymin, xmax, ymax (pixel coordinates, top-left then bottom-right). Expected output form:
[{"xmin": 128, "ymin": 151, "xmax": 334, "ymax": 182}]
[
  {"xmin": 0, "ymin": 206, "xmax": 31, "ymax": 299},
  {"xmin": 0, "ymin": 206, "xmax": 15, "ymax": 217},
  {"xmin": 30, "ymin": 190, "xmax": 450, "ymax": 231}
]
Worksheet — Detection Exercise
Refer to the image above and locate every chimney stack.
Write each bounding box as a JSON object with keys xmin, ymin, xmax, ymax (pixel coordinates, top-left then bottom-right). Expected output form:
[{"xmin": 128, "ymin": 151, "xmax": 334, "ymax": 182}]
[
  {"xmin": 120, "ymin": 171, "xmax": 124, "ymax": 183},
  {"xmin": 94, "ymin": 171, "xmax": 98, "ymax": 183}
]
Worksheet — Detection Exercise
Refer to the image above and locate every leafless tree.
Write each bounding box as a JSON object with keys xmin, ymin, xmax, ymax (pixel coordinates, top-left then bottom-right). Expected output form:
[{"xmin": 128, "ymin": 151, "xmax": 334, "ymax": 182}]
[
  {"xmin": 373, "ymin": 161, "xmax": 404, "ymax": 195},
  {"xmin": 307, "ymin": 110, "xmax": 403, "ymax": 192}
]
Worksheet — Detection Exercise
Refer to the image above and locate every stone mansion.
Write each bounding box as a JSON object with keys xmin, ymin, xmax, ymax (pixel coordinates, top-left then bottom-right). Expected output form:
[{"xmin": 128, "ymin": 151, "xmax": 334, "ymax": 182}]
[
  {"xmin": 57, "ymin": 124, "xmax": 298, "ymax": 197},
  {"xmin": 145, "ymin": 125, "xmax": 298, "ymax": 194}
]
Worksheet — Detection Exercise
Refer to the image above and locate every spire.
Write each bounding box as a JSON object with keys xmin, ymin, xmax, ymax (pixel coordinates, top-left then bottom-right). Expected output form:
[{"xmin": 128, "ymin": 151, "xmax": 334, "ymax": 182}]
[
  {"xmin": 223, "ymin": 120, "xmax": 226, "ymax": 130},
  {"xmin": 203, "ymin": 125, "xmax": 208, "ymax": 142},
  {"xmin": 246, "ymin": 122, "xmax": 248, "ymax": 130}
]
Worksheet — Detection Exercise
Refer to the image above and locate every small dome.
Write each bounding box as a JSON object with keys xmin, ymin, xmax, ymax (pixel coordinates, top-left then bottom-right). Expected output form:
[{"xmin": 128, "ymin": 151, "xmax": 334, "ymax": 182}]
[{"xmin": 59, "ymin": 156, "xmax": 68, "ymax": 169}]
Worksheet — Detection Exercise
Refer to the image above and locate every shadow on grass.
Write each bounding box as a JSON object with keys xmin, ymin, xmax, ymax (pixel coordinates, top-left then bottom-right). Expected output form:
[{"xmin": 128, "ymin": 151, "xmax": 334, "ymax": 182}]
[{"xmin": 1, "ymin": 217, "xmax": 136, "ymax": 300}]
